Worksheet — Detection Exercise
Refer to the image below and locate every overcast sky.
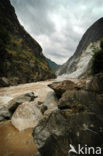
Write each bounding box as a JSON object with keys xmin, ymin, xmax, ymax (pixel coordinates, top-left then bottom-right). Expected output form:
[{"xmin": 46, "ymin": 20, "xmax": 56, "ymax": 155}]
[{"xmin": 10, "ymin": 0, "xmax": 103, "ymax": 64}]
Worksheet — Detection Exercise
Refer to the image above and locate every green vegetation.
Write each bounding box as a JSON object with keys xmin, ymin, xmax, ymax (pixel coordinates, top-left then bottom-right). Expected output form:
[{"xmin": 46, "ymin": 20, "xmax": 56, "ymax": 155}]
[
  {"xmin": 46, "ymin": 57, "xmax": 60, "ymax": 71},
  {"xmin": 91, "ymin": 40, "xmax": 103, "ymax": 74},
  {"xmin": 0, "ymin": 0, "xmax": 55, "ymax": 85},
  {"xmin": 0, "ymin": 26, "xmax": 10, "ymax": 51}
]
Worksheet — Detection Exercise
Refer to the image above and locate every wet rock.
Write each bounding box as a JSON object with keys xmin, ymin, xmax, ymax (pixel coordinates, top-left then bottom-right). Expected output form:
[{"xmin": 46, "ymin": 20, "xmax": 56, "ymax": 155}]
[
  {"xmin": 36, "ymin": 101, "xmax": 43, "ymax": 106},
  {"xmin": 33, "ymin": 74, "xmax": 103, "ymax": 156},
  {"xmin": 11, "ymin": 102, "xmax": 43, "ymax": 131},
  {"xmin": 0, "ymin": 106, "xmax": 11, "ymax": 121},
  {"xmin": 24, "ymin": 92, "xmax": 38, "ymax": 101},
  {"xmin": 48, "ymin": 80, "xmax": 77, "ymax": 98},
  {"xmin": 11, "ymin": 90, "xmax": 58, "ymax": 131},
  {"xmin": 8, "ymin": 92, "xmax": 37, "ymax": 113},
  {"xmin": 43, "ymin": 91, "xmax": 58, "ymax": 110},
  {"xmin": 40, "ymin": 105, "xmax": 48, "ymax": 114},
  {"xmin": 58, "ymin": 89, "xmax": 103, "ymax": 120},
  {"xmin": 0, "ymin": 77, "xmax": 10, "ymax": 87},
  {"xmin": 33, "ymin": 111, "xmax": 103, "ymax": 156},
  {"xmin": 86, "ymin": 73, "xmax": 103, "ymax": 93}
]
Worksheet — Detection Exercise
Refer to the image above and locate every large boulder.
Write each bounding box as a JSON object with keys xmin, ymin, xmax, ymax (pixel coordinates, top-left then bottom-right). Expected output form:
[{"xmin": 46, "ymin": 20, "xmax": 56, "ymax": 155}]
[
  {"xmin": 33, "ymin": 74, "xmax": 103, "ymax": 156},
  {"xmin": 58, "ymin": 89, "xmax": 103, "ymax": 118},
  {"xmin": 85, "ymin": 73, "xmax": 103, "ymax": 93},
  {"xmin": 11, "ymin": 90, "xmax": 58, "ymax": 131},
  {"xmin": 11, "ymin": 102, "xmax": 43, "ymax": 131},
  {"xmin": 33, "ymin": 111, "xmax": 103, "ymax": 156},
  {"xmin": 8, "ymin": 92, "xmax": 37, "ymax": 113},
  {"xmin": 0, "ymin": 92, "xmax": 37, "ymax": 123},
  {"xmin": 48, "ymin": 80, "xmax": 77, "ymax": 98}
]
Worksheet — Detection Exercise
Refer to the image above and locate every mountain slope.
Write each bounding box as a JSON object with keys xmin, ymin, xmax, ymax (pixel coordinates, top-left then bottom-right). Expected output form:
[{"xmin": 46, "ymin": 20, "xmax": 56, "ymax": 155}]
[
  {"xmin": 0, "ymin": 0, "xmax": 55, "ymax": 86},
  {"xmin": 57, "ymin": 18, "xmax": 103, "ymax": 78},
  {"xmin": 46, "ymin": 58, "xmax": 60, "ymax": 72}
]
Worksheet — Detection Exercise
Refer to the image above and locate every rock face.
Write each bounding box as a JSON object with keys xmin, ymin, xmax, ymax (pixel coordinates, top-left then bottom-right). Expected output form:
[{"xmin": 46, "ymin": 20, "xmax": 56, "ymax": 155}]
[
  {"xmin": 48, "ymin": 80, "xmax": 77, "ymax": 98},
  {"xmin": 33, "ymin": 73, "xmax": 103, "ymax": 156},
  {"xmin": 33, "ymin": 111, "xmax": 103, "ymax": 156},
  {"xmin": 0, "ymin": 92, "xmax": 37, "ymax": 122},
  {"xmin": 8, "ymin": 92, "xmax": 37, "ymax": 113},
  {"xmin": 43, "ymin": 91, "xmax": 58, "ymax": 110},
  {"xmin": 0, "ymin": 0, "xmax": 55, "ymax": 87},
  {"xmin": 11, "ymin": 102, "xmax": 43, "ymax": 131},
  {"xmin": 57, "ymin": 18, "xmax": 103, "ymax": 78},
  {"xmin": 0, "ymin": 106, "xmax": 11, "ymax": 121},
  {"xmin": 11, "ymin": 90, "xmax": 58, "ymax": 131}
]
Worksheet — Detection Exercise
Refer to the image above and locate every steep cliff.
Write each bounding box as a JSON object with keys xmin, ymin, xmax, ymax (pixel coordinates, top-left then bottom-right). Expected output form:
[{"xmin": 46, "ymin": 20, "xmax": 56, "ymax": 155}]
[
  {"xmin": 57, "ymin": 18, "xmax": 103, "ymax": 78},
  {"xmin": 0, "ymin": 0, "xmax": 55, "ymax": 86}
]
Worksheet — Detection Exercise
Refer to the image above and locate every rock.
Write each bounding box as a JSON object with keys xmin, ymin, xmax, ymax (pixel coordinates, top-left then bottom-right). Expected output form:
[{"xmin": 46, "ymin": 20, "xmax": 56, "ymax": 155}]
[
  {"xmin": 56, "ymin": 18, "xmax": 103, "ymax": 77},
  {"xmin": 33, "ymin": 111, "xmax": 103, "ymax": 156},
  {"xmin": 43, "ymin": 91, "xmax": 58, "ymax": 110},
  {"xmin": 8, "ymin": 92, "xmax": 36, "ymax": 113},
  {"xmin": 0, "ymin": 106, "xmax": 11, "ymax": 121},
  {"xmin": 58, "ymin": 89, "xmax": 103, "ymax": 119},
  {"xmin": 0, "ymin": 77, "xmax": 10, "ymax": 87},
  {"xmin": 11, "ymin": 89, "xmax": 59, "ymax": 131},
  {"xmin": 86, "ymin": 73, "xmax": 103, "ymax": 93},
  {"xmin": 11, "ymin": 90, "xmax": 58, "ymax": 131},
  {"xmin": 48, "ymin": 80, "xmax": 77, "ymax": 98},
  {"xmin": 40, "ymin": 105, "xmax": 48, "ymax": 114},
  {"xmin": 11, "ymin": 102, "xmax": 43, "ymax": 131},
  {"xmin": 36, "ymin": 101, "xmax": 43, "ymax": 106},
  {"xmin": 24, "ymin": 92, "xmax": 38, "ymax": 100},
  {"xmin": 33, "ymin": 74, "xmax": 103, "ymax": 156}
]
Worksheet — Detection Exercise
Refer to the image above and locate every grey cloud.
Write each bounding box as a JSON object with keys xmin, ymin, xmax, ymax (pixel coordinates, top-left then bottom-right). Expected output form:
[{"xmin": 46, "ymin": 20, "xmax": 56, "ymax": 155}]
[
  {"xmin": 11, "ymin": 0, "xmax": 56, "ymax": 35},
  {"xmin": 10, "ymin": 0, "xmax": 103, "ymax": 64}
]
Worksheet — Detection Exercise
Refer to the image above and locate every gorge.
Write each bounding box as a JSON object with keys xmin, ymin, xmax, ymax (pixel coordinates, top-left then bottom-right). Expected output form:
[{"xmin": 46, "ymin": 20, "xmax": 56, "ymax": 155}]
[{"xmin": 0, "ymin": 0, "xmax": 103, "ymax": 156}]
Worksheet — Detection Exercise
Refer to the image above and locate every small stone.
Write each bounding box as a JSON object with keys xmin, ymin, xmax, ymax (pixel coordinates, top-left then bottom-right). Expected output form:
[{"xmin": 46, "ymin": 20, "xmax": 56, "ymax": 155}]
[
  {"xmin": 0, "ymin": 106, "xmax": 11, "ymax": 121},
  {"xmin": 40, "ymin": 105, "xmax": 48, "ymax": 114},
  {"xmin": 36, "ymin": 101, "xmax": 43, "ymax": 105}
]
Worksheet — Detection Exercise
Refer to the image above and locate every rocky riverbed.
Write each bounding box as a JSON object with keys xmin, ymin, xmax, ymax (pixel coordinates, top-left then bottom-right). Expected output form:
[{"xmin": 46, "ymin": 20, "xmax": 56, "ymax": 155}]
[
  {"xmin": 0, "ymin": 80, "xmax": 54, "ymax": 156},
  {"xmin": 0, "ymin": 74, "xmax": 103, "ymax": 156}
]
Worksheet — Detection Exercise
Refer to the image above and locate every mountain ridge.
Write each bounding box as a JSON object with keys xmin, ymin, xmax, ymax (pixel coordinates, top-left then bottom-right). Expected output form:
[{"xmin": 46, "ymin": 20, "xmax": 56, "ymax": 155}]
[
  {"xmin": 0, "ymin": 0, "xmax": 55, "ymax": 86},
  {"xmin": 46, "ymin": 57, "xmax": 61, "ymax": 72},
  {"xmin": 57, "ymin": 18, "xmax": 103, "ymax": 77}
]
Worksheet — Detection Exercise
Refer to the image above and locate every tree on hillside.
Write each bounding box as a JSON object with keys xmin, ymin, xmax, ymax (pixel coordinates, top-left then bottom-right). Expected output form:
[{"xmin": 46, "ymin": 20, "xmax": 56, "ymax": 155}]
[{"xmin": 91, "ymin": 40, "xmax": 103, "ymax": 74}]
